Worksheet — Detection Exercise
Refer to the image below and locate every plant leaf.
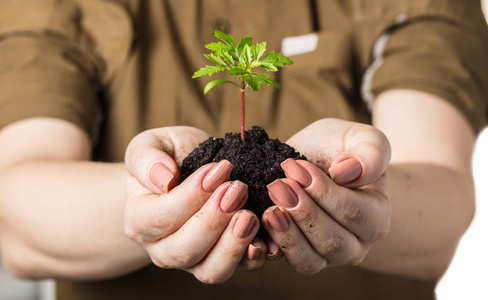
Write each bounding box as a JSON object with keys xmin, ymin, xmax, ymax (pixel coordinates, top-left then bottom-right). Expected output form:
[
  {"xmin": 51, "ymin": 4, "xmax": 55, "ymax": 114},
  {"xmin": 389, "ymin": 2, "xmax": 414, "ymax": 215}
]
[
  {"xmin": 205, "ymin": 42, "xmax": 233, "ymax": 52},
  {"xmin": 254, "ymin": 41, "xmax": 267, "ymax": 60},
  {"xmin": 245, "ymin": 74, "xmax": 261, "ymax": 91},
  {"xmin": 261, "ymin": 51, "xmax": 294, "ymax": 67},
  {"xmin": 192, "ymin": 65, "xmax": 227, "ymax": 78},
  {"xmin": 229, "ymin": 68, "xmax": 249, "ymax": 76},
  {"xmin": 243, "ymin": 44, "xmax": 252, "ymax": 66},
  {"xmin": 204, "ymin": 53, "xmax": 228, "ymax": 67},
  {"xmin": 237, "ymin": 37, "xmax": 253, "ymax": 52},
  {"xmin": 214, "ymin": 30, "xmax": 235, "ymax": 48},
  {"xmin": 253, "ymin": 74, "xmax": 283, "ymax": 90},
  {"xmin": 204, "ymin": 79, "xmax": 241, "ymax": 94},
  {"xmin": 221, "ymin": 50, "xmax": 235, "ymax": 65},
  {"xmin": 260, "ymin": 62, "xmax": 278, "ymax": 72}
]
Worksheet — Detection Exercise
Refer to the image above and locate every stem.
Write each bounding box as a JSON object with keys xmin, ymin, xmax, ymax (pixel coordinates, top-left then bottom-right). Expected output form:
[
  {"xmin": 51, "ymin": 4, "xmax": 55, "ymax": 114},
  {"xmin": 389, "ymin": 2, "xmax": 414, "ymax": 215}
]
[{"xmin": 240, "ymin": 80, "xmax": 246, "ymax": 142}]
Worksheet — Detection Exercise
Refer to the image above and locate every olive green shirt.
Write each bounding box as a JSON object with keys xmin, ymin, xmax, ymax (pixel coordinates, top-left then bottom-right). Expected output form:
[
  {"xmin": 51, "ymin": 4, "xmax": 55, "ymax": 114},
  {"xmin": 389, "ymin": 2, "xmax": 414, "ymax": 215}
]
[{"xmin": 1, "ymin": 0, "xmax": 488, "ymax": 299}]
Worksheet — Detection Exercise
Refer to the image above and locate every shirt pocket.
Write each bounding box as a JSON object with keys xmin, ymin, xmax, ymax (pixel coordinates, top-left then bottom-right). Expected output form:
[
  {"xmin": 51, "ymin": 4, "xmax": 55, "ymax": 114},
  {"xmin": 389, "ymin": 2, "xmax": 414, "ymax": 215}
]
[{"xmin": 272, "ymin": 29, "xmax": 358, "ymax": 138}]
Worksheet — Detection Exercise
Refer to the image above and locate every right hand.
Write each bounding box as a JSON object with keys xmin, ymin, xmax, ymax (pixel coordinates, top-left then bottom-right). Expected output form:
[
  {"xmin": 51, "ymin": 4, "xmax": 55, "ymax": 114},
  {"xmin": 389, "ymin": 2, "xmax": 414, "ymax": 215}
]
[{"xmin": 124, "ymin": 126, "xmax": 265, "ymax": 283}]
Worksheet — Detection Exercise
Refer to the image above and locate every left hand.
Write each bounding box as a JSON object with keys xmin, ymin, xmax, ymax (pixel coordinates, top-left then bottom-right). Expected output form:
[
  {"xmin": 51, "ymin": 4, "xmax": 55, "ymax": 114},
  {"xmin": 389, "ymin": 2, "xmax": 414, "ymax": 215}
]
[{"xmin": 262, "ymin": 118, "xmax": 391, "ymax": 273}]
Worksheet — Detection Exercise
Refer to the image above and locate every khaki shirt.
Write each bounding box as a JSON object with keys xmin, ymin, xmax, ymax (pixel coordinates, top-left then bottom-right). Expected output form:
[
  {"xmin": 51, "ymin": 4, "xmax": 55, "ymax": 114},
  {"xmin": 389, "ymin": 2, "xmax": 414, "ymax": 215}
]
[{"xmin": 1, "ymin": 0, "xmax": 488, "ymax": 299}]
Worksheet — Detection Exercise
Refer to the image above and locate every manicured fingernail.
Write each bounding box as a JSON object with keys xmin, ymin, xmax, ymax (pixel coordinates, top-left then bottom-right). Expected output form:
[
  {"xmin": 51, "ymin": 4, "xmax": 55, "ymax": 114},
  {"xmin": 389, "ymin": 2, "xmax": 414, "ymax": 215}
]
[
  {"xmin": 150, "ymin": 163, "xmax": 175, "ymax": 193},
  {"xmin": 220, "ymin": 181, "xmax": 248, "ymax": 213},
  {"xmin": 266, "ymin": 206, "xmax": 289, "ymax": 232},
  {"xmin": 267, "ymin": 180, "xmax": 298, "ymax": 209},
  {"xmin": 202, "ymin": 160, "xmax": 234, "ymax": 192},
  {"xmin": 329, "ymin": 158, "xmax": 362, "ymax": 185},
  {"xmin": 234, "ymin": 211, "xmax": 257, "ymax": 239},
  {"xmin": 247, "ymin": 243, "xmax": 261, "ymax": 260},
  {"xmin": 281, "ymin": 158, "xmax": 312, "ymax": 187}
]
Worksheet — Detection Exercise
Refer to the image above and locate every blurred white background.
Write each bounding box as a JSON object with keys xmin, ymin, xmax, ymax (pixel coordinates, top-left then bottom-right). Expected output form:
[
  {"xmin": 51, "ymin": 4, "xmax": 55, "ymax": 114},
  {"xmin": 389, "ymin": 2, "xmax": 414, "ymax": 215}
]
[{"xmin": 1, "ymin": 1, "xmax": 488, "ymax": 300}]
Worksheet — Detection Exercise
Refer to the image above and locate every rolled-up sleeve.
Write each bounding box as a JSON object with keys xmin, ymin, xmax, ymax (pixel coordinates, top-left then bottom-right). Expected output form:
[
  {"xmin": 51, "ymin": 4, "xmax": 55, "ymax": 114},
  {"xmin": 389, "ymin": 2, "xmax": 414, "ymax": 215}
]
[
  {"xmin": 354, "ymin": 0, "xmax": 488, "ymax": 133},
  {"xmin": 0, "ymin": 0, "xmax": 133, "ymax": 137}
]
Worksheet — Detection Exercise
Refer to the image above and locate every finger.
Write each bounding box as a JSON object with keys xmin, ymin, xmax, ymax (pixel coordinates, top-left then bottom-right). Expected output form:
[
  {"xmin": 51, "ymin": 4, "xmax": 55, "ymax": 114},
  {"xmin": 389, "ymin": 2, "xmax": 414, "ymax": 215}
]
[
  {"xmin": 329, "ymin": 126, "xmax": 390, "ymax": 188},
  {"xmin": 262, "ymin": 206, "xmax": 327, "ymax": 273},
  {"xmin": 281, "ymin": 159, "xmax": 390, "ymax": 242},
  {"xmin": 147, "ymin": 181, "xmax": 248, "ymax": 269},
  {"xmin": 190, "ymin": 210, "xmax": 259, "ymax": 284},
  {"xmin": 239, "ymin": 238, "xmax": 267, "ymax": 270},
  {"xmin": 124, "ymin": 160, "xmax": 233, "ymax": 244},
  {"xmin": 125, "ymin": 126, "xmax": 210, "ymax": 194},
  {"xmin": 265, "ymin": 239, "xmax": 283, "ymax": 261}
]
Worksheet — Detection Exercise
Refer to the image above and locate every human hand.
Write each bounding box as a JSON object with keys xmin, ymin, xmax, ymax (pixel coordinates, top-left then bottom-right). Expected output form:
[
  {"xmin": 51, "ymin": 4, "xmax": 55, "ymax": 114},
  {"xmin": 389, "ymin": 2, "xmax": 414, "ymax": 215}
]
[
  {"xmin": 262, "ymin": 119, "xmax": 391, "ymax": 273},
  {"xmin": 124, "ymin": 126, "xmax": 266, "ymax": 283}
]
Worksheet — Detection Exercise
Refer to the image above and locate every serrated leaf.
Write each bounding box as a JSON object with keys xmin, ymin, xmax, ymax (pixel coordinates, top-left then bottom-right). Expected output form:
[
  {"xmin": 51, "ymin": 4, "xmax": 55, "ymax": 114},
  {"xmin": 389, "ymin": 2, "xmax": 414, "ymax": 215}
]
[
  {"xmin": 221, "ymin": 50, "xmax": 235, "ymax": 65},
  {"xmin": 205, "ymin": 42, "xmax": 233, "ymax": 53},
  {"xmin": 237, "ymin": 37, "xmax": 253, "ymax": 52},
  {"xmin": 214, "ymin": 30, "xmax": 235, "ymax": 48},
  {"xmin": 254, "ymin": 41, "xmax": 267, "ymax": 60},
  {"xmin": 192, "ymin": 65, "xmax": 227, "ymax": 78},
  {"xmin": 229, "ymin": 68, "xmax": 249, "ymax": 76},
  {"xmin": 250, "ymin": 60, "xmax": 261, "ymax": 69},
  {"xmin": 261, "ymin": 51, "xmax": 294, "ymax": 67},
  {"xmin": 204, "ymin": 79, "xmax": 241, "ymax": 94},
  {"xmin": 253, "ymin": 74, "xmax": 283, "ymax": 90},
  {"xmin": 245, "ymin": 74, "xmax": 261, "ymax": 91},
  {"xmin": 243, "ymin": 44, "xmax": 252, "ymax": 66},
  {"xmin": 260, "ymin": 62, "xmax": 278, "ymax": 72},
  {"xmin": 204, "ymin": 53, "xmax": 228, "ymax": 67}
]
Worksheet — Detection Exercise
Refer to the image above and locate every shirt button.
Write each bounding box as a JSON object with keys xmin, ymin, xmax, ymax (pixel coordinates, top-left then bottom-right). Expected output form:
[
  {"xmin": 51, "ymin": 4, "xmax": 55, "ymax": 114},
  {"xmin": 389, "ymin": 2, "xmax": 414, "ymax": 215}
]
[{"xmin": 214, "ymin": 19, "xmax": 231, "ymax": 33}]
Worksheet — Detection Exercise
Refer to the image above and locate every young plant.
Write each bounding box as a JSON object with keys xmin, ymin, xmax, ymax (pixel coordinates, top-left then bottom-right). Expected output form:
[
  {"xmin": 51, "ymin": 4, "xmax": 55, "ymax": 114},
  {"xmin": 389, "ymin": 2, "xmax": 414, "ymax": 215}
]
[{"xmin": 192, "ymin": 30, "xmax": 293, "ymax": 142}]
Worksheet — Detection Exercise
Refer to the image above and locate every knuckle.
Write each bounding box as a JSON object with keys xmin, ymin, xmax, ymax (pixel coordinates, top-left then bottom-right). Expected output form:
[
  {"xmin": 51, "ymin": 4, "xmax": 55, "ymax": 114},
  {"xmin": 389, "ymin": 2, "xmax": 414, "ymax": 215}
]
[
  {"xmin": 346, "ymin": 255, "xmax": 365, "ymax": 266},
  {"xmin": 319, "ymin": 235, "xmax": 345, "ymax": 262},
  {"xmin": 293, "ymin": 205, "xmax": 319, "ymax": 226},
  {"xmin": 294, "ymin": 260, "xmax": 326, "ymax": 275},
  {"xmin": 167, "ymin": 246, "xmax": 199, "ymax": 268},
  {"xmin": 195, "ymin": 270, "xmax": 230, "ymax": 285},
  {"xmin": 340, "ymin": 201, "xmax": 363, "ymax": 227},
  {"xmin": 149, "ymin": 255, "xmax": 170, "ymax": 269}
]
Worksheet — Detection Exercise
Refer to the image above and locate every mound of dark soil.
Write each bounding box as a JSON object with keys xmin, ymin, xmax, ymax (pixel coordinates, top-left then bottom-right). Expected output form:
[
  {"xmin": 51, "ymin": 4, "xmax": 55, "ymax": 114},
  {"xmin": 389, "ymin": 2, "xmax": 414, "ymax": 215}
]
[{"xmin": 180, "ymin": 126, "xmax": 306, "ymax": 222}]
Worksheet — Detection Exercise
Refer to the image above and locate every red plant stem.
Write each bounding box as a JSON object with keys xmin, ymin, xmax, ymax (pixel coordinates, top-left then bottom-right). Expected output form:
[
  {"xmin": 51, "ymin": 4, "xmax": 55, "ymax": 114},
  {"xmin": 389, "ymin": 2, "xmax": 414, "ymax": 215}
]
[{"xmin": 240, "ymin": 80, "xmax": 246, "ymax": 142}]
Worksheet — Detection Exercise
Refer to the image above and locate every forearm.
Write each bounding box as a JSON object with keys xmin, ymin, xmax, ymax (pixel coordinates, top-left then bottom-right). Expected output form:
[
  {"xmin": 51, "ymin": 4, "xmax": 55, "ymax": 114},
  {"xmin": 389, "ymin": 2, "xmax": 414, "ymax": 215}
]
[
  {"xmin": 360, "ymin": 163, "xmax": 475, "ymax": 280},
  {"xmin": 0, "ymin": 160, "xmax": 150, "ymax": 280}
]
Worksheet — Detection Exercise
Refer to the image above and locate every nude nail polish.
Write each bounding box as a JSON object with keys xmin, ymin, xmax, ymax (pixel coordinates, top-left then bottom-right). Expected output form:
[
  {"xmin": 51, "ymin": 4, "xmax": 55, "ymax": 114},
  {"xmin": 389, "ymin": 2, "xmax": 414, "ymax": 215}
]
[
  {"xmin": 234, "ymin": 211, "xmax": 257, "ymax": 239},
  {"xmin": 150, "ymin": 163, "xmax": 176, "ymax": 193},
  {"xmin": 247, "ymin": 243, "xmax": 261, "ymax": 260},
  {"xmin": 281, "ymin": 158, "xmax": 312, "ymax": 187},
  {"xmin": 220, "ymin": 181, "xmax": 248, "ymax": 213},
  {"xmin": 267, "ymin": 179, "xmax": 298, "ymax": 209},
  {"xmin": 266, "ymin": 206, "xmax": 289, "ymax": 232},
  {"xmin": 329, "ymin": 157, "xmax": 362, "ymax": 185},
  {"xmin": 202, "ymin": 160, "xmax": 233, "ymax": 192}
]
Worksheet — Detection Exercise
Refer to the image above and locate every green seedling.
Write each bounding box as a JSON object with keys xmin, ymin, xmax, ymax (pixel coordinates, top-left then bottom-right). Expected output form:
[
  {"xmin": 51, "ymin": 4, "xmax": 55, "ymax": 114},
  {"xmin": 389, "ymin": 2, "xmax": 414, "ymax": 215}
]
[{"xmin": 193, "ymin": 30, "xmax": 293, "ymax": 142}]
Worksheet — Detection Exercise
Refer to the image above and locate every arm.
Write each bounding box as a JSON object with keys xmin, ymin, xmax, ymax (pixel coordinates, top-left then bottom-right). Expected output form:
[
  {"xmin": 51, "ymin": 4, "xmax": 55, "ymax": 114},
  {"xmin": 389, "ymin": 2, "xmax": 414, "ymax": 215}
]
[
  {"xmin": 362, "ymin": 89, "xmax": 476, "ymax": 280},
  {"xmin": 263, "ymin": 91, "xmax": 475, "ymax": 282},
  {"xmin": 0, "ymin": 118, "xmax": 149, "ymax": 280}
]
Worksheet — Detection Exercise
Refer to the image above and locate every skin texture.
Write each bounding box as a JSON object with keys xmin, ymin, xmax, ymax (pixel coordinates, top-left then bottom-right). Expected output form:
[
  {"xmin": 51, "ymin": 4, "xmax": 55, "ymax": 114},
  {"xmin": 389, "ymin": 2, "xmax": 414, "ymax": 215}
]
[{"xmin": 0, "ymin": 89, "xmax": 476, "ymax": 283}]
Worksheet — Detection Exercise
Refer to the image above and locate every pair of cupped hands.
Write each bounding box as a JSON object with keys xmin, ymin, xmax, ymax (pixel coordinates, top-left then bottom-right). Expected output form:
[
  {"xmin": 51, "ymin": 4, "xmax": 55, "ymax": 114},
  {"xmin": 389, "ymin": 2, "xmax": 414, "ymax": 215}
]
[{"xmin": 124, "ymin": 119, "xmax": 391, "ymax": 284}]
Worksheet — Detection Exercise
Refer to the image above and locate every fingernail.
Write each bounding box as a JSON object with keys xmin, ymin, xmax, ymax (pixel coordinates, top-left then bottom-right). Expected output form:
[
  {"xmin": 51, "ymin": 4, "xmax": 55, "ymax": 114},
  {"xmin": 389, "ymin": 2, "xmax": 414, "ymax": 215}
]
[
  {"xmin": 329, "ymin": 158, "xmax": 362, "ymax": 185},
  {"xmin": 150, "ymin": 163, "xmax": 176, "ymax": 193},
  {"xmin": 234, "ymin": 211, "xmax": 257, "ymax": 239},
  {"xmin": 202, "ymin": 160, "xmax": 234, "ymax": 192},
  {"xmin": 220, "ymin": 181, "xmax": 248, "ymax": 213},
  {"xmin": 248, "ymin": 243, "xmax": 261, "ymax": 260},
  {"xmin": 267, "ymin": 180, "xmax": 298, "ymax": 209},
  {"xmin": 267, "ymin": 242, "xmax": 279, "ymax": 258},
  {"xmin": 266, "ymin": 206, "xmax": 289, "ymax": 232},
  {"xmin": 281, "ymin": 158, "xmax": 312, "ymax": 187}
]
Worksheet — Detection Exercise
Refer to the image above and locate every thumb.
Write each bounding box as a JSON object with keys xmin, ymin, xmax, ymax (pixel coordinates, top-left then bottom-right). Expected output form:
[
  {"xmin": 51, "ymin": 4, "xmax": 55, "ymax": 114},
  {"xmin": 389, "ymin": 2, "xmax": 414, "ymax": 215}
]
[
  {"xmin": 125, "ymin": 126, "xmax": 210, "ymax": 194},
  {"xmin": 329, "ymin": 128, "xmax": 391, "ymax": 188}
]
